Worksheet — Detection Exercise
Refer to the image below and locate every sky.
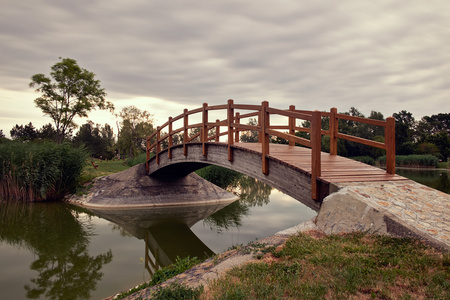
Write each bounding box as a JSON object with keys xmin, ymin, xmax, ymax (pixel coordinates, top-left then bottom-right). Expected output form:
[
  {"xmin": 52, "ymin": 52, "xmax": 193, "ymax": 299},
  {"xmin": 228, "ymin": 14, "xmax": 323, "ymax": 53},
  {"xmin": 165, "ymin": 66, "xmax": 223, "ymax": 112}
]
[{"xmin": 1, "ymin": 0, "xmax": 449, "ymax": 137}]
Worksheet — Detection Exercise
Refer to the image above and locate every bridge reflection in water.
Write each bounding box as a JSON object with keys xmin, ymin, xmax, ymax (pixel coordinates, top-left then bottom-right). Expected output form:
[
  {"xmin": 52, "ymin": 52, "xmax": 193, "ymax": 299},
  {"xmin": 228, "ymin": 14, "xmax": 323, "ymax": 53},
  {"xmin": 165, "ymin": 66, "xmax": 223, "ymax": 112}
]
[{"xmin": 88, "ymin": 202, "xmax": 232, "ymax": 276}]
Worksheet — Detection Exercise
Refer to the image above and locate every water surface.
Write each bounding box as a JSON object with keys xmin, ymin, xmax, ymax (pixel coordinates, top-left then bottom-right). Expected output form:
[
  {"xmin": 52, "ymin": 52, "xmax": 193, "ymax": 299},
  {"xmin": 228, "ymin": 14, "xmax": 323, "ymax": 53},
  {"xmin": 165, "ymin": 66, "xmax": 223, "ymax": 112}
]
[{"xmin": 0, "ymin": 178, "xmax": 316, "ymax": 300}]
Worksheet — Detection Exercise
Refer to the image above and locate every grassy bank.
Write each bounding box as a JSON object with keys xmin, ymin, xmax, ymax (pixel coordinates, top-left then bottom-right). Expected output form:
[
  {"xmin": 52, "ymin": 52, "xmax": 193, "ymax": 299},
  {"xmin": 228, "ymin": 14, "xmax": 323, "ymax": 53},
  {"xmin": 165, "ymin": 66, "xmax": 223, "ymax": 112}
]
[
  {"xmin": 152, "ymin": 232, "xmax": 449, "ymax": 300},
  {"xmin": 79, "ymin": 159, "xmax": 130, "ymax": 184}
]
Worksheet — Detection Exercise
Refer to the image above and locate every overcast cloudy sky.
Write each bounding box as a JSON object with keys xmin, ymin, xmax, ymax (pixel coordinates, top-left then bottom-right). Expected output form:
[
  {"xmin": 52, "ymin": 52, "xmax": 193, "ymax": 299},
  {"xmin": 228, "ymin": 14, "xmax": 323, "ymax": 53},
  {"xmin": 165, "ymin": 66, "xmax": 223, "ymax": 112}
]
[{"xmin": 1, "ymin": 0, "xmax": 449, "ymax": 136}]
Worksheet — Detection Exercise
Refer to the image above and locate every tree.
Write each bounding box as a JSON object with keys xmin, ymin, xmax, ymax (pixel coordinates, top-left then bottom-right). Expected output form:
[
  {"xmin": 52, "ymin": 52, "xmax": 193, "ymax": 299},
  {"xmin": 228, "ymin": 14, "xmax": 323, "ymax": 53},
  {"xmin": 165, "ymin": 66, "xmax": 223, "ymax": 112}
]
[
  {"xmin": 38, "ymin": 123, "xmax": 59, "ymax": 141},
  {"xmin": 10, "ymin": 122, "xmax": 60, "ymax": 142},
  {"xmin": 29, "ymin": 58, "xmax": 114, "ymax": 143},
  {"xmin": 240, "ymin": 118, "xmax": 259, "ymax": 143},
  {"xmin": 10, "ymin": 122, "xmax": 38, "ymax": 141},
  {"xmin": 393, "ymin": 110, "xmax": 416, "ymax": 155},
  {"xmin": 73, "ymin": 121, "xmax": 115, "ymax": 159},
  {"xmin": 416, "ymin": 113, "xmax": 450, "ymax": 141},
  {"xmin": 117, "ymin": 106, "xmax": 154, "ymax": 158},
  {"xmin": 0, "ymin": 129, "xmax": 4, "ymax": 139}
]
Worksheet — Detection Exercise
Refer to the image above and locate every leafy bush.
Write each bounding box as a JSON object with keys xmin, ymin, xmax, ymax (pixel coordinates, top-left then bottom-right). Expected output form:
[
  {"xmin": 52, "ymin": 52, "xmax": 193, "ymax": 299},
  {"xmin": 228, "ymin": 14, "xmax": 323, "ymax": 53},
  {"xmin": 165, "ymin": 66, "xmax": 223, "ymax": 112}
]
[
  {"xmin": 350, "ymin": 156, "xmax": 375, "ymax": 165},
  {"xmin": 125, "ymin": 152, "xmax": 148, "ymax": 167},
  {"xmin": 0, "ymin": 141, "xmax": 87, "ymax": 201},
  {"xmin": 378, "ymin": 155, "xmax": 439, "ymax": 167}
]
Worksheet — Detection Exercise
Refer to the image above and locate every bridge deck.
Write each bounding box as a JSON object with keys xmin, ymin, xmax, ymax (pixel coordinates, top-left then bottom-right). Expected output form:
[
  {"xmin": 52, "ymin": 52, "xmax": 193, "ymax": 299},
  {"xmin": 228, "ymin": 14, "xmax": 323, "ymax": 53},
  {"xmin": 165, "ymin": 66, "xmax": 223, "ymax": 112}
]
[{"xmin": 233, "ymin": 143, "xmax": 407, "ymax": 184}]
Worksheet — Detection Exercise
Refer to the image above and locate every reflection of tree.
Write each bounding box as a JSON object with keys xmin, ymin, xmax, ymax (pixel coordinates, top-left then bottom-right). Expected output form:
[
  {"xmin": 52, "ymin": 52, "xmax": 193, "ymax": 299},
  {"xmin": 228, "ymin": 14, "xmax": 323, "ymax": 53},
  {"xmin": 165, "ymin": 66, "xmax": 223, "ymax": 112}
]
[
  {"xmin": 0, "ymin": 202, "xmax": 112, "ymax": 300},
  {"xmin": 238, "ymin": 176, "xmax": 272, "ymax": 207},
  {"xmin": 203, "ymin": 201, "xmax": 250, "ymax": 233},
  {"xmin": 109, "ymin": 222, "xmax": 134, "ymax": 237},
  {"xmin": 199, "ymin": 167, "xmax": 273, "ymax": 233},
  {"xmin": 25, "ymin": 244, "xmax": 112, "ymax": 299},
  {"xmin": 196, "ymin": 165, "xmax": 242, "ymax": 191}
]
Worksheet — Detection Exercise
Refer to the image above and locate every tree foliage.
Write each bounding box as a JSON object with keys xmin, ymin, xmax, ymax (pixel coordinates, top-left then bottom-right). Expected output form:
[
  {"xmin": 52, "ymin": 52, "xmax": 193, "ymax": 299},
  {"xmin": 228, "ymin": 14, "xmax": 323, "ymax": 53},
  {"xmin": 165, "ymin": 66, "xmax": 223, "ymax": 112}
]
[
  {"xmin": 29, "ymin": 58, "xmax": 114, "ymax": 143},
  {"xmin": 72, "ymin": 121, "xmax": 115, "ymax": 159},
  {"xmin": 10, "ymin": 122, "xmax": 59, "ymax": 142},
  {"xmin": 240, "ymin": 118, "xmax": 259, "ymax": 143},
  {"xmin": 117, "ymin": 106, "xmax": 154, "ymax": 158},
  {"xmin": 10, "ymin": 122, "xmax": 38, "ymax": 141}
]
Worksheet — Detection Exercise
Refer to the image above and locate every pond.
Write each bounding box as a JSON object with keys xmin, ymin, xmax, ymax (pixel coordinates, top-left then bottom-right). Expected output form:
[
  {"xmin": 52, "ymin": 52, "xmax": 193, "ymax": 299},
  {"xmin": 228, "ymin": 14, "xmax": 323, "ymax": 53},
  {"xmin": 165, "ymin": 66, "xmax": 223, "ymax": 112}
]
[
  {"xmin": 1, "ymin": 167, "xmax": 448, "ymax": 300},
  {"xmin": 396, "ymin": 168, "xmax": 450, "ymax": 194},
  {"xmin": 0, "ymin": 175, "xmax": 316, "ymax": 300}
]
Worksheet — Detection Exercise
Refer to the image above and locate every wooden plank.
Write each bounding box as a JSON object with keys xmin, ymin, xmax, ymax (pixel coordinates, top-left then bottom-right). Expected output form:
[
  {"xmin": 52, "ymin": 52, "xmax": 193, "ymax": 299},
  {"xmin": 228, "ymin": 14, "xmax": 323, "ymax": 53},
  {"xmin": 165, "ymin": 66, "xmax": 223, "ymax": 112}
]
[
  {"xmin": 336, "ymin": 133, "xmax": 386, "ymax": 149},
  {"xmin": 267, "ymin": 107, "xmax": 312, "ymax": 120},
  {"xmin": 232, "ymin": 104, "xmax": 261, "ymax": 111}
]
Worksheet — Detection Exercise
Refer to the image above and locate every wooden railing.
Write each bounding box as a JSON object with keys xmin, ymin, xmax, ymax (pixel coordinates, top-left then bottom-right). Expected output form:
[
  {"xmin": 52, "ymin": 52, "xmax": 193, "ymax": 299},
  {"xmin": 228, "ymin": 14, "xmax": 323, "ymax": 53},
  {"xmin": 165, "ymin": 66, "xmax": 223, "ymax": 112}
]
[{"xmin": 146, "ymin": 100, "xmax": 395, "ymax": 200}]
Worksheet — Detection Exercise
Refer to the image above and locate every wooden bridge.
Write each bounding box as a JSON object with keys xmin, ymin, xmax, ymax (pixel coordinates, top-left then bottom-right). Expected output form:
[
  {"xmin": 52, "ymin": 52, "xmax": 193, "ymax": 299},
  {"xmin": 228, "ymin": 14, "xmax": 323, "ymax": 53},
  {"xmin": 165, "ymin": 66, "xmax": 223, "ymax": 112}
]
[{"xmin": 146, "ymin": 100, "xmax": 402, "ymax": 210}]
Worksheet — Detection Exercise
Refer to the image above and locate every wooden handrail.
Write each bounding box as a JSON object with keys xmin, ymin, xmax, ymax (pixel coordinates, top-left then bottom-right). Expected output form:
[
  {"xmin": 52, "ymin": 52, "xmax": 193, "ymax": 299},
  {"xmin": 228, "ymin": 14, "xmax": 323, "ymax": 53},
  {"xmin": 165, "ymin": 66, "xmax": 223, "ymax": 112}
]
[
  {"xmin": 146, "ymin": 101, "xmax": 395, "ymax": 200},
  {"xmin": 327, "ymin": 107, "xmax": 396, "ymax": 174}
]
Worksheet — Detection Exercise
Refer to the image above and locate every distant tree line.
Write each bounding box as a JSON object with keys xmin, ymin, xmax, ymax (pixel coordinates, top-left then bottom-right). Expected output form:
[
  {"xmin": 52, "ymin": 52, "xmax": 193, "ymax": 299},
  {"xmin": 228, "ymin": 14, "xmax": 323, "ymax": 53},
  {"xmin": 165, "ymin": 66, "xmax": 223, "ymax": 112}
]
[
  {"xmin": 1, "ymin": 104, "xmax": 155, "ymax": 161},
  {"xmin": 240, "ymin": 108, "xmax": 449, "ymax": 162},
  {"xmin": 1, "ymin": 106, "xmax": 449, "ymax": 162}
]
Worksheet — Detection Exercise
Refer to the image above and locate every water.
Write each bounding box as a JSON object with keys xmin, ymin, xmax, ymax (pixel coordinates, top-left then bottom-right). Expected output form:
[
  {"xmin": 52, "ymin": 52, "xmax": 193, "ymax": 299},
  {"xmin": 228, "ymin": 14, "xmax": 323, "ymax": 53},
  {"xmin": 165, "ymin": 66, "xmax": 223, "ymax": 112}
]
[
  {"xmin": 396, "ymin": 168, "xmax": 450, "ymax": 194},
  {"xmin": 1, "ymin": 168, "xmax": 447, "ymax": 300},
  {"xmin": 0, "ymin": 178, "xmax": 316, "ymax": 300}
]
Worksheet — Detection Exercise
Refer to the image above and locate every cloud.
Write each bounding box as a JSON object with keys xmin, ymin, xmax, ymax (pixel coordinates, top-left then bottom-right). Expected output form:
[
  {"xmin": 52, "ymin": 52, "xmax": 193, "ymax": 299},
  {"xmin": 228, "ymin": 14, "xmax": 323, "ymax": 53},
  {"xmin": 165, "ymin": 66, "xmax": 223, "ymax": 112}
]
[{"xmin": 0, "ymin": 0, "xmax": 449, "ymax": 134}]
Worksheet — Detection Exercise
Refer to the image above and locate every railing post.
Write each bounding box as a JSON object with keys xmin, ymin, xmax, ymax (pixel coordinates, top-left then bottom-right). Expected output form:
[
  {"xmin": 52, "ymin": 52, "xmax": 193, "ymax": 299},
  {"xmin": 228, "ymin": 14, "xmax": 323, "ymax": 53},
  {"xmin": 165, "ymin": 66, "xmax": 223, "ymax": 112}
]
[
  {"xmin": 183, "ymin": 109, "xmax": 188, "ymax": 157},
  {"xmin": 227, "ymin": 99, "xmax": 234, "ymax": 162},
  {"xmin": 156, "ymin": 126, "xmax": 161, "ymax": 165},
  {"xmin": 146, "ymin": 136, "xmax": 150, "ymax": 173},
  {"xmin": 235, "ymin": 112, "xmax": 240, "ymax": 142},
  {"xmin": 289, "ymin": 105, "xmax": 295, "ymax": 146},
  {"xmin": 215, "ymin": 119, "xmax": 220, "ymax": 142},
  {"xmin": 261, "ymin": 101, "xmax": 270, "ymax": 175},
  {"xmin": 329, "ymin": 107, "xmax": 338, "ymax": 155},
  {"xmin": 311, "ymin": 111, "xmax": 321, "ymax": 200},
  {"xmin": 385, "ymin": 117, "xmax": 396, "ymax": 174},
  {"xmin": 258, "ymin": 108, "xmax": 262, "ymax": 143},
  {"xmin": 202, "ymin": 103, "xmax": 208, "ymax": 156},
  {"xmin": 168, "ymin": 117, "xmax": 173, "ymax": 160}
]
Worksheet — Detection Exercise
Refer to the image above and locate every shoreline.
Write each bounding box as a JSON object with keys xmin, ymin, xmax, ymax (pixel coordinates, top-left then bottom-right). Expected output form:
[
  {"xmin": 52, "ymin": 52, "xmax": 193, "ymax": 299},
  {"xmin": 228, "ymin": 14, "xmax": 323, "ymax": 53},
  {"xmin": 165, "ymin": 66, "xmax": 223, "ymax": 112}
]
[{"xmin": 105, "ymin": 219, "xmax": 319, "ymax": 300}]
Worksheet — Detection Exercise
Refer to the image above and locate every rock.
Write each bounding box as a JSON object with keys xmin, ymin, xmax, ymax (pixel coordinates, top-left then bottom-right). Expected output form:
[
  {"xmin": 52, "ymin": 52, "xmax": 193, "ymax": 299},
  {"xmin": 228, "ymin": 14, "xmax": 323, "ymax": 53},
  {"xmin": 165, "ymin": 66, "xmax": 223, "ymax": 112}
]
[
  {"xmin": 316, "ymin": 188, "xmax": 387, "ymax": 235},
  {"xmin": 70, "ymin": 164, "xmax": 238, "ymax": 208}
]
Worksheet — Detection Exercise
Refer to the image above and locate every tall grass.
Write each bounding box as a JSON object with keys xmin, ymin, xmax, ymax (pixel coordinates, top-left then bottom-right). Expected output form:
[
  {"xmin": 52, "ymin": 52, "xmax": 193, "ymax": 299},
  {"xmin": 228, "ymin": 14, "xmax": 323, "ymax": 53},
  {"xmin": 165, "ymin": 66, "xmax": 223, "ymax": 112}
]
[
  {"xmin": 0, "ymin": 141, "xmax": 87, "ymax": 201},
  {"xmin": 125, "ymin": 152, "xmax": 148, "ymax": 167},
  {"xmin": 378, "ymin": 154, "xmax": 439, "ymax": 167}
]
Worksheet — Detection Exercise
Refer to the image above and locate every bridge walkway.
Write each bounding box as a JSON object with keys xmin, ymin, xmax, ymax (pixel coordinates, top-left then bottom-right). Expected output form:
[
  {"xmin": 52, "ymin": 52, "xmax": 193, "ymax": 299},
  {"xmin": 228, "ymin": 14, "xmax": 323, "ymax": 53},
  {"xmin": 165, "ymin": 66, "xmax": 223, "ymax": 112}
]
[{"xmin": 234, "ymin": 142, "xmax": 407, "ymax": 184}]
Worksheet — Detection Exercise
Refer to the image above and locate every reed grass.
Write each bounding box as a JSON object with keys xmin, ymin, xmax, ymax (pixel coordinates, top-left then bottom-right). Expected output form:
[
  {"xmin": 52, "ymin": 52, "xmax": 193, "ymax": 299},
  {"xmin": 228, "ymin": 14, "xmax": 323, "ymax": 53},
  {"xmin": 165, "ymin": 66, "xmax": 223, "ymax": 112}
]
[
  {"xmin": 378, "ymin": 155, "xmax": 439, "ymax": 168},
  {"xmin": 0, "ymin": 141, "xmax": 87, "ymax": 201}
]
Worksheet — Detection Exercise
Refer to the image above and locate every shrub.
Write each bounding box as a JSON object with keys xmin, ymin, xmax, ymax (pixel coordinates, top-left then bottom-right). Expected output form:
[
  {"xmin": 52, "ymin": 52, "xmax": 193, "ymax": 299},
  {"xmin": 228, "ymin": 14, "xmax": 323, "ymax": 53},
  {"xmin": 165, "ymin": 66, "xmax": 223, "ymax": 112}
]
[
  {"xmin": 350, "ymin": 156, "xmax": 375, "ymax": 166},
  {"xmin": 378, "ymin": 155, "xmax": 439, "ymax": 168},
  {"xmin": 125, "ymin": 152, "xmax": 148, "ymax": 167},
  {"xmin": 0, "ymin": 141, "xmax": 87, "ymax": 201}
]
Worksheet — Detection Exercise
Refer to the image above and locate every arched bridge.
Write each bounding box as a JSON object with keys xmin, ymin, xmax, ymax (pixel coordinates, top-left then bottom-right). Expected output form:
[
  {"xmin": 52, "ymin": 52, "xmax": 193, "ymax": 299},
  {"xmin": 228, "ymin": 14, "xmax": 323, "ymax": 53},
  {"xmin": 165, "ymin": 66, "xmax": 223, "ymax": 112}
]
[{"xmin": 146, "ymin": 100, "xmax": 402, "ymax": 211}]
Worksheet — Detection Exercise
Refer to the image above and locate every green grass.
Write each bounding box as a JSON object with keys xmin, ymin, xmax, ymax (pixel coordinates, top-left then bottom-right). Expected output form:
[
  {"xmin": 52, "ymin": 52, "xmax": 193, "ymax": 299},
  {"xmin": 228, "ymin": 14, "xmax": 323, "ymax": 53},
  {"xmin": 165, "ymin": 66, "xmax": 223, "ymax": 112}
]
[
  {"xmin": 378, "ymin": 155, "xmax": 439, "ymax": 168},
  {"xmin": 125, "ymin": 152, "xmax": 148, "ymax": 167},
  {"xmin": 438, "ymin": 161, "xmax": 449, "ymax": 169},
  {"xmin": 115, "ymin": 256, "xmax": 202, "ymax": 299},
  {"xmin": 114, "ymin": 232, "xmax": 449, "ymax": 300},
  {"xmin": 205, "ymin": 232, "xmax": 449, "ymax": 300},
  {"xmin": 152, "ymin": 283, "xmax": 203, "ymax": 300},
  {"xmin": 79, "ymin": 159, "xmax": 130, "ymax": 184}
]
